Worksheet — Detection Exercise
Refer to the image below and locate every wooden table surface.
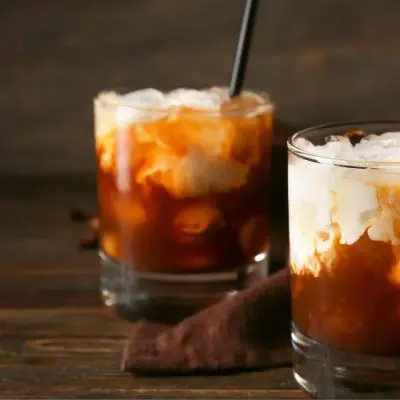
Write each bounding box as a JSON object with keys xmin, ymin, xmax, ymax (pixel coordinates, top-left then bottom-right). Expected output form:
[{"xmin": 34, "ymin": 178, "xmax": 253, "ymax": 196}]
[{"xmin": 0, "ymin": 174, "xmax": 303, "ymax": 399}]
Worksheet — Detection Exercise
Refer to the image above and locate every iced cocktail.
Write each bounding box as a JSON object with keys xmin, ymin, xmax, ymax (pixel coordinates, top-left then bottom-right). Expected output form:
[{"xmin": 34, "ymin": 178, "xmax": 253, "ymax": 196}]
[
  {"xmin": 94, "ymin": 87, "xmax": 273, "ymax": 319},
  {"xmin": 288, "ymin": 122, "xmax": 400, "ymax": 398}
]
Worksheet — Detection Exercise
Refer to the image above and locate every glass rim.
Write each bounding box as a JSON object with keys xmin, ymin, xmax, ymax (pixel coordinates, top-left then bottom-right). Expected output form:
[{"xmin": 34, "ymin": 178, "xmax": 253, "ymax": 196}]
[
  {"xmin": 93, "ymin": 87, "xmax": 275, "ymax": 117},
  {"xmin": 287, "ymin": 120, "xmax": 400, "ymax": 170}
]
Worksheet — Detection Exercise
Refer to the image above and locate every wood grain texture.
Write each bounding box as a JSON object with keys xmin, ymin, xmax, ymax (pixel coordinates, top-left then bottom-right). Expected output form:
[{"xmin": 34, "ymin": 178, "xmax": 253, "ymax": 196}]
[
  {"xmin": 1, "ymin": 0, "xmax": 400, "ymax": 174},
  {"xmin": 0, "ymin": 174, "xmax": 301, "ymax": 399}
]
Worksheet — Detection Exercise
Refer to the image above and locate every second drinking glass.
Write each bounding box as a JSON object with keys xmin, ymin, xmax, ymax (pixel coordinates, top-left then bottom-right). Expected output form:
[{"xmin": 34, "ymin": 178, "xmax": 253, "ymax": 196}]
[{"xmin": 288, "ymin": 121, "xmax": 400, "ymax": 398}]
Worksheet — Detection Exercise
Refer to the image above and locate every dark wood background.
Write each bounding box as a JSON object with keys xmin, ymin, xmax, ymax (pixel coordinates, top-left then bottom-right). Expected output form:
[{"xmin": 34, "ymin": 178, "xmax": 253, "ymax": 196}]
[{"xmin": 1, "ymin": 0, "xmax": 400, "ymax": 175}]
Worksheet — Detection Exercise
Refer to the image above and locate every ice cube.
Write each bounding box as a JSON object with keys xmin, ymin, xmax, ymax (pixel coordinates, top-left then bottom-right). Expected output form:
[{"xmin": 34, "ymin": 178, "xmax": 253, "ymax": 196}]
[
  {"xmin": 135, "ymin": 147, "xmax": 249, "ymax": 197},
  {"xmin": 167, "ymin": 88, "xmax": 222, "ymax": 110},
  {"xmin": 368, "ymin": 209, "xmax": 399, "ymax": 245},
  {"xmin": 99, "ymin": 149, "xmax": 114, "ymax": 172},
  {"xmin": 333, "ymin": 179, "xmax": 378, "ymax": 245},
  {"xmin": 367, "ymin": 187, "xmax": 400, "ymax": 246},
  {"xmin": 355, "ymin": 133, "xmax": 400, "ymax": 162},
  {"xmin": 294, "ymin": 136, "xmax": 357, "ymax": 160},
  {"xmin": 94, "ymin": 91, "xmax": 120, "ymax": 137},
  {"xmin": 208, "ymin": 86, "xmax": 230, "ymax": 102},
  {"xmin": 173, "ymin": 150, "xmax": 249, "ymax": 197},
  {"xmin": 173, "ymin": 201, "xmax": 223, "ymax": 240},
  {"xmin": 166, "ymin": 115, "xmax": 235, "ymax": 159},
  {"xmin": 323, "ymin": 138, "xmax": 357, "ymax": 160},
  {"xmin": 116, "ymin": 88, "xmax": 168, "ymax": 125},
  {"xmin": 136, "ymin": 147, "xmax": 180, "ymax": 187},
  {"xmin": 120, "ymin": 88, "xmax": 167, "ymax": 108},
  {"xmin": 362, "ymin": 131, "xmax": 400, "ymax": 146},
  {"xmin": 97, "ymin": 132, "xmax": 116, "ymax": 172}
]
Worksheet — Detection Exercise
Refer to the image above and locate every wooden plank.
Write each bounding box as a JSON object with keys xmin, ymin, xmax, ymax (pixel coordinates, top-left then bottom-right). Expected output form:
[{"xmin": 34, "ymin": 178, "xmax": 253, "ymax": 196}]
[
  {"xmin": 0, "ymin": 308, "xmax": 301, "ymax": 399},
  {"xmin": 0, "ymin": 174, "xmax": 300, "ymax": 399}
]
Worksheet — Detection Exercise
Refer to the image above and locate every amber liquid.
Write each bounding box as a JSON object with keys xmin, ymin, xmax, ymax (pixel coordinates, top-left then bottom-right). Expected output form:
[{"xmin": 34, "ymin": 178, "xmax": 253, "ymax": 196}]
[
  {"xmin": 96, "ymin": 101, "xmax": 273, "ymax": 274},
  {"xmin": 292, "ymin": 233, "xmax": 400, "ymax": 357}
]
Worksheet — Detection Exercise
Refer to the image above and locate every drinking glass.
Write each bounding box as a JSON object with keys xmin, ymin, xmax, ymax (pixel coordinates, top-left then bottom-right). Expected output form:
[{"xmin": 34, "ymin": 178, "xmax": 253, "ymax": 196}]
[
  {"xmin": 288, "ymin": 121, "xmax": 400, "ymax": 398},
  {"xmin": 94, "ymin": 87, "xmax": 274, "ymax": 321}
]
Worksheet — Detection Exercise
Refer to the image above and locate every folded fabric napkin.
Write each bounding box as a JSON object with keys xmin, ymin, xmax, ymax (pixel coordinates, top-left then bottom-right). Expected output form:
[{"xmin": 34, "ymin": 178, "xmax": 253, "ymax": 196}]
[
  {"xmin": 122, "ymin": 268, "xmax": 291, "ymax": 375},
  {"xmin": 70, "ymin": 210, "xmax": 292, "ymax": 375}
]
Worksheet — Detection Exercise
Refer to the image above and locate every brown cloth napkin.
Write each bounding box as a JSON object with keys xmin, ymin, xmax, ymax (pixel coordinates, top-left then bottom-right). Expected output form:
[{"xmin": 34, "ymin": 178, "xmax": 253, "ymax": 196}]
[{"xmin": 122, "ymin": 268, "xmax": 291, "ymax": 375}]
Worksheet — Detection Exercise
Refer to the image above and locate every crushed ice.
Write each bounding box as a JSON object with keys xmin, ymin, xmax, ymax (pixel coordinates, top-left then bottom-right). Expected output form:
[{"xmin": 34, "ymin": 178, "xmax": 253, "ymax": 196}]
[
  {"xmin": 96, "ymin": 88, "xmax": 230, "ymax": 128},
  {"xmin": 294, "ymin": 132, "xmax": 400, "ymax": 163},
  {"xmin": 166, "ymin": 89, "xmax": 222, "ymax": 110},
  {"xmin": 289, "ymin": 131, "xmax": 400, "ymax": 275}
]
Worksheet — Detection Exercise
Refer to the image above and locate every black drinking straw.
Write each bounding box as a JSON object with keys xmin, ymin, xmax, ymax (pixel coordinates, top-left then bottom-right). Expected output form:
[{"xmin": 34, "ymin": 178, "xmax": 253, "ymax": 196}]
[{"xmin": 229, "ymin": 0, "xmax": 260, "ymax": 98}]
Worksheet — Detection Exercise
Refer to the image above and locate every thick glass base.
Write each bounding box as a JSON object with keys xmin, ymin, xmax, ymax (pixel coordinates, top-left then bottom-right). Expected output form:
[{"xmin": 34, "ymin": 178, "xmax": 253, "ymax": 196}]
[
  {"xmin": 292, "ymin": 324, "xmax": 400, "ymax": 399},
  {"xmin": 100, "ymin": 251, "xmax": 269, "ymax": 323}
]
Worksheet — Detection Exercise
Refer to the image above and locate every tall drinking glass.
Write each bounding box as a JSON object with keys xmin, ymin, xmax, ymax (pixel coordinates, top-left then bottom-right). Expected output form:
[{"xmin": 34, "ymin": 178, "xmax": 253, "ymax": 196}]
[
  {"xmin": 94, "ymin": 87, "xmax": 274, "ymax": 321},
  {"xmin": 288, "ymin": 121, "xmax": 400, "ymax": 398}
]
